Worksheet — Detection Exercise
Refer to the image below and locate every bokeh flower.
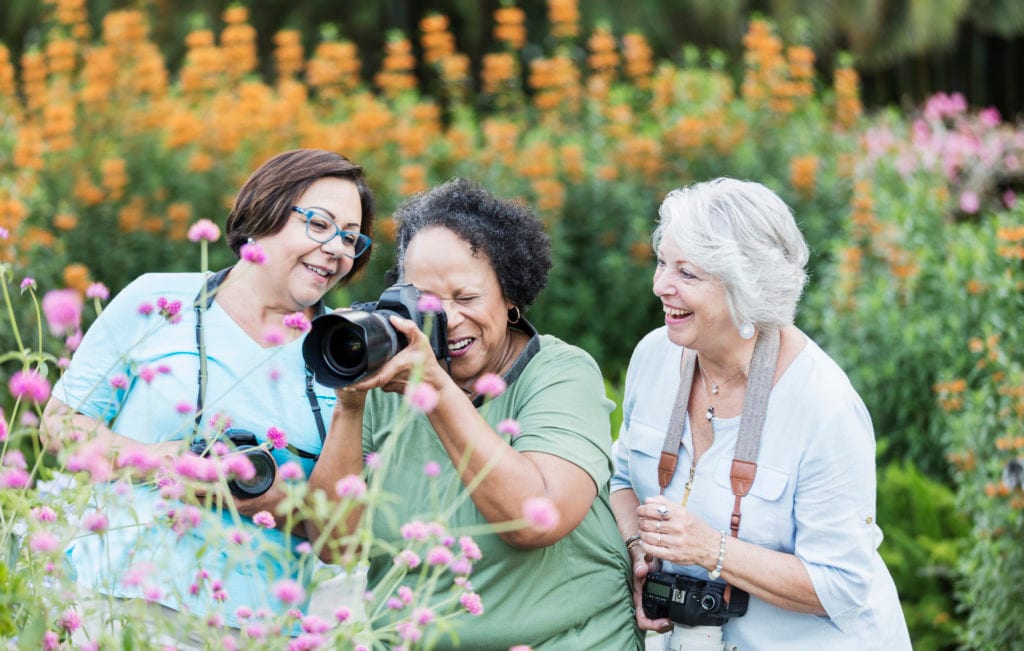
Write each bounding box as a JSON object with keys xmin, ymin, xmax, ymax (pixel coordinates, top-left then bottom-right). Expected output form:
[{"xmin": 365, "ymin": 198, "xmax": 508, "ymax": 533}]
[
  {"xmin": 459, "ymin": 591, "xmax": 484, "ymax": 616},
  {"xmin": 497, "ymin": 418, "xmax": 521, "ymax": 438},
  {"xmin": 474, "ymin": 373, "xmax": 506, "ymax": 398},
  {"xmin": 405, "ymin": 382, "xmax": 439, "ymax": 413},
  {"xmin": 85, "ymin": 282, "xmax": 110, "ymax": 300},
  {"xmin": 272, "ymin": 579, "xmax": 305, "ymax": 605},
  {"xmin": 241, "ymin": 241, "xmax": 268, "ymax": 264},
  {"xmin": 8, "ymin": 369, "xmax": 51, "ymax": 404},
  {"xmin": 187, "ymin": 219, "xmax": 221, "ymax": 242},
  {"xmin": 42, "ymin": 288, "xmax": 83, "ymax": 336},
  {"xmin": 416, "ymin": 293, "xmax": 443, "ymax": 313},
  {"xmin": 283, "ymin": 312, "xmax": 311, "ymax": 332},
  {"xmin": 522, "ymin": 496, "xmax": 560, "ymax": 531},
  {"xmin": 252, "ymin": 511, "xmax": 276, "ymax": 528},
  {"xmin": 335, "ymin": 474, "xmax": 367, "ymax": 499}
]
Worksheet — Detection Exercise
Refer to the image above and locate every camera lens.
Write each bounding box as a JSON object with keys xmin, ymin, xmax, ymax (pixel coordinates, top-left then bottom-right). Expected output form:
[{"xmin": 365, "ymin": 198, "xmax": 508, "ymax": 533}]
[
  {"xmin": 323, "ymin": 323, "xmax": 368, "ymax": 376},
  {"xmin": 228, "ymin": 447, "xmax": 276, "ymax": 499}
]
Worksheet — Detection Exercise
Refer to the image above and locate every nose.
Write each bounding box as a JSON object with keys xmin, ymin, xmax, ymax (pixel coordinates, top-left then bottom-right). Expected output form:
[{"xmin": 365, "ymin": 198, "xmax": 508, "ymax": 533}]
[
  {"xmin": 652, "ymin": 268, "xmax": 672, "ymax": 298},
  {"xmin": 440, "ymin": 299, "xmax": 463, "ymax": 330},
  {"xmin": 318, "ymin": 233, "xmax": 344, "ymax": 257}
]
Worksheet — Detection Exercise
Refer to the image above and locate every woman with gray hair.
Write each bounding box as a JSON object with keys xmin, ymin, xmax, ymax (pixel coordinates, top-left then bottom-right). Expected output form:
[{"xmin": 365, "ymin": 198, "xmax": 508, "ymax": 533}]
[{"xmin": 610, "ymin": 178, "xmax": 911, "ymax": 649}]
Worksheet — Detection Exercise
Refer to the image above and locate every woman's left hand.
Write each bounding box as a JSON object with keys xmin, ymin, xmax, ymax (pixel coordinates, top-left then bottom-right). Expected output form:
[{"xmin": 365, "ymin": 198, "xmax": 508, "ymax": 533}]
[
  {"xmin": 344, "ymin": 315, "xmax": 447, "ymax": 395},
  {"xmin": 637, "ymin": 496, "xmax": 720, "ymax": 569}
]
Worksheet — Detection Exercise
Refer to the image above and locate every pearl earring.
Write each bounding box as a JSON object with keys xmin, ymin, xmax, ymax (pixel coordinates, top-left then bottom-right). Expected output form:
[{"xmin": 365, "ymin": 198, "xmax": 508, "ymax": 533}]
[
  {"xmin": 739, "ymin": 322, "xmax": 755, "ymax": 339},
  {"xmin": 247, "ymin": 237, "xmax": 255, "ymax": 245}
]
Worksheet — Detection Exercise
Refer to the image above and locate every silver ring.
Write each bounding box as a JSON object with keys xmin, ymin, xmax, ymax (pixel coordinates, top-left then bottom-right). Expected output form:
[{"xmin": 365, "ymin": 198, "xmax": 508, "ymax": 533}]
[
  {"xmin": 656, "ymin": 520, "xmax": 662, "ymax": 532},
  {"xmin": 656, "ymin": 505, "xmax": 669, "ymax": 518},
  {"xmin": 658, "ymin": 533, "xmax": 663, "ymax": 546}
]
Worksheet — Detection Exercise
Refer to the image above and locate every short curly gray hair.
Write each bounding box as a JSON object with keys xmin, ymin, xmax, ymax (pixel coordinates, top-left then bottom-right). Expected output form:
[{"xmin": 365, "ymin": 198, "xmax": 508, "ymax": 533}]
[{"xmin": 653, "ymin": 178, "xmax": 809, "ymax": 329}]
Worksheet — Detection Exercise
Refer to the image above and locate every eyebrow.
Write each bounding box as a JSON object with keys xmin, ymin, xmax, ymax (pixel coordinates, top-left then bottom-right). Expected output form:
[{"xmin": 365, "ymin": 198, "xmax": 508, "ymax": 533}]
[{"xmin": 308, "ymin": 206, "xmax": 361, "ymax": 231}]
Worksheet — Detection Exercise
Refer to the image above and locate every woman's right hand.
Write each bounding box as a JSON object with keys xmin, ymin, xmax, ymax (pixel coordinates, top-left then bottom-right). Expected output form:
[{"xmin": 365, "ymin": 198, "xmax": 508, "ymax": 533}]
[{"xmin": 631, "ymin": 553, "xmax": 673, "ymax": 633}]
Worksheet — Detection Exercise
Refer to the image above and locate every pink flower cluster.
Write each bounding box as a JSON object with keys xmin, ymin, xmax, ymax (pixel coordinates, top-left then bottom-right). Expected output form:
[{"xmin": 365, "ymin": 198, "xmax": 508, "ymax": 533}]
[
  {"xmin": 42, "ymin": 289, "xmax": 83, "ymax": 337},
  {"xmin": 156, "ymin": 296, "xmax": 183, "ymax": 323},
  {"xmin": 284, "ymin": 312, "xmax": 311, "ymax": 332},
  {"xmin": 187, "ymin": 219, "xmax": 221, "ymax": 243},
  {"xmin": 8, "ymin": 369, "xmax": 51, "ymax": 404}
]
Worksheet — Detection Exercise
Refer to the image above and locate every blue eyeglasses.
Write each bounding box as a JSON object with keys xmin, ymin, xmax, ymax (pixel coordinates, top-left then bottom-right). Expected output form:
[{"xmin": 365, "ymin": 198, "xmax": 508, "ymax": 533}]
[{"xmin": 292, "ymin": 206, "xmax": 372, "ymax": 259}]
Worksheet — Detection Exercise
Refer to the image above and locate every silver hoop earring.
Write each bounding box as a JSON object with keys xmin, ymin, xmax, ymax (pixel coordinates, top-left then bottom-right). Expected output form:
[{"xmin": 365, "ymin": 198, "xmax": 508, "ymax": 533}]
[
  {"xmin": 739, "ymin": 322, "xmax": 755, "ymax": 339},
  {"xmin": 508, "ymin": 306, "xmax": 521, "ymax": 325}
]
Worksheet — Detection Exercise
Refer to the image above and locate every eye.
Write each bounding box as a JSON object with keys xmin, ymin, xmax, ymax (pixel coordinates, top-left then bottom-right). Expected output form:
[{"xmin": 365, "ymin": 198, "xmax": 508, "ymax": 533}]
[
  {"xmin": 340, "ymin": 232, "xmax": 361, "ymax": 246},
  {"xmin": 307, "ymin": 215, "xmax": 334, "ymax": 233}
]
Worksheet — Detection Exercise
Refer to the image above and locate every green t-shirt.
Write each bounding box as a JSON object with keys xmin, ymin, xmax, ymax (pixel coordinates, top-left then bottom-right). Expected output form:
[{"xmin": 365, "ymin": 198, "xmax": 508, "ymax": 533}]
[{"xmin": 363, "ymin": 334, "xmax": 643, "ymax": 650}]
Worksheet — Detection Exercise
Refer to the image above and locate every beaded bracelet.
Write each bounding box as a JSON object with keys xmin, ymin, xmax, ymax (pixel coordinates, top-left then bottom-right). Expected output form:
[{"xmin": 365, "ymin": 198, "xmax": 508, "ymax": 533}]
[
  {"xmin": 708, "ymin": 531, "xmax": 727, "ymax": 580},
  {"xmin": 625, "ymin": 532, "xmax": 643, "ymax": 550}
]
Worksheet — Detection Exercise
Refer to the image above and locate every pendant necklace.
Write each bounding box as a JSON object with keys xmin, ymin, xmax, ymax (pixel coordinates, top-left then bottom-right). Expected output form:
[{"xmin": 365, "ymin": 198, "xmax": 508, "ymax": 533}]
[{"xmin": 696, "ymin": 357, "xmax": 745, "ymax": 421}]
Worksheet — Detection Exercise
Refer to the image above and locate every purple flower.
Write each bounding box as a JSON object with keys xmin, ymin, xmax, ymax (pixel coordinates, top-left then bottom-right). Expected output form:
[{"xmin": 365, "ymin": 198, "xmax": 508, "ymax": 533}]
[
  {"xmin": 263, "ymin": 326, "xmax": 285, "ymax": 345},
  {"xmin": 413, "ymin": 607, "xmax": 435, "ymax": 626},
  {"xmin": 523, "ymin": 497, "xmax": 560, "ymax": 532},
  {"xmin": 20, "ymin": 277, "xmax": 36, "ymax": 291},
  {"xmin": 423, "ymin": 461, "xmax": 441, "ymax": 477},
  {"xmin": 427, "ymin": 546, "xmax": 454, "ymax": 566},
  {"xmin": 252, "ymin": 511, "xmax": 276, "ymax": 528},
  {"xmin": 137, "ymin": 301, "xmax": 154, "ymax": 316},
  {"xmin": 156, "ymin": 297, "xmax": 182, "ymax": 323},
  {"xmin": 394, "ymin": 550, "xmax": 421, "ymax": 569},
  {"xmin": 404, "ymin": 382, "xmax": 439, "ymax": 413},
  {"xmin": 42, "ymin": 289, "xmax": 83, "ymax": 337},
  {"xmin": 241, "ymin": 242, "xmax": 268, "ymax": 265},
  {"xmin": 109, "ymin": 374, "xmax": 129, "ymax": 390},
  {"xmin": 29, "ymin": 531, "xmax": 60, "ymax": 553},
  {"xmin": 335, "ymin": 607, "xmax": 352, "ymax": 623},
  {"xmin": 42, "ymin": 631, "xmax": 59, "ymax": 651},
  {"xmin": 0, "ymin": 468, "xmax": 30, "ymax": 489},
  {"xmin": 65, "ymin": 330, "xmax": 83, "ymax": 352},
  {"xmin": 284, "ymin": 312, "xmax": 311, "ymax": 332},
  {"xmin": 364, "ymin": 452, "xmax": 381, "ymax": 469},
  {"xmin": 82, "ymin": 511, "xmax": 109, "ymax": 533},
  {"xmin": 0, "ymin": 226, "xmax": 7, "ymax": 239},
  {"xmin": 416, "ymin": 293, "xmax": 443, "ymax": 313},
  {"xmin": 266, "ymin": 426, "xmax": 288, "ymax": 450},
  {"xmin": 959, "ymin": 190, "xmax": 980, "ymax": 214},
  {"xmin": 473, "ymin": 373, "xmax": 506, "ymax": 399},
  {"xmin": 85, "ymin": 282, "xmax": 110, "ymax": 300},
  {"xmin": 8, "ymin": 369, "xmax": 51, "ymax": 404},
  {"xmin": 497, "ymin": 418, "xmax": 521, "ymax": 438},
  {"xmin": 175, "ymin": 401, "xmax": 194, "ymax": 415},
  {"xmin": 459, "ymin": 536, "xmax": 482, "ymax": 560},
  {"xmin": 0, "ymin": 409, "xmax": 7, "ymax": 442},
  {"xmin": 187, "ymin": 219, "xmax": 221, "ymax": 243},
  {"xmin": 273, "ymin": 579, "xmax": 305, "ymax": 606},
  {"xmin": 335, "ymin": 475, "xmax": 367, "ymax": 499},
  {"xmin": 280, "ymin": 461, "xmax": 304, "ymax": 480},
  {"xmin": 460, "ymin": 592, "xmax": 484, "ymax": 616},
  {"xmin": 58, "ymin": 608, "xmax": 82, "ymax": 632},
  {"xmin": 32, "ymin": 506, "xmax": 58, "ymax": 522}
]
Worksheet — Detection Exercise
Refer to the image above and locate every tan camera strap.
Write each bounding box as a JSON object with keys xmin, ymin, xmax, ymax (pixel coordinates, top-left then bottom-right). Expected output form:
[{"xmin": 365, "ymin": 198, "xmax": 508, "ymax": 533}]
[{"xmin": 657, "ymin": 327, "xmax": 781, "ymax": 602}]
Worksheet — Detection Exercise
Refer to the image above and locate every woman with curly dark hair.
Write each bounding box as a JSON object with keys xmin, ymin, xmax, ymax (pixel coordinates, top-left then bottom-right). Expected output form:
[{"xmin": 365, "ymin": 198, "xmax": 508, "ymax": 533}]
[{"xmin": 310, "ymin": 178, "xmax": 643, "ymax": 650}]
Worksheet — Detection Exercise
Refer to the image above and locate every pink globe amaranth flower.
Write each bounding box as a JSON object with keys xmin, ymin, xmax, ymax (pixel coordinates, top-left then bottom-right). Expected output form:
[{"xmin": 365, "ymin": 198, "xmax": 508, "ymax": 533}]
[
  {"xmin": 416, "ymin": 293, "xmax": 443, "ymax": 313},
  {"xmin": 386, "ymin": 597, "xmax": 404, "ymax": 610},
  {"xmin": 449, "ymin": 557, "xmax": 472, "ymax": 575},
  {"xmin": 1, "ymin": 467, "xmax": 30, "ymax": 489},
  {"xmin": 42, "ymin": 630, "xmax": 59, "ymax": 651},
  {"xmin": 459, "ymin": 536, "xmax": 482, "ymax": 560},
  {"xmin": 335, "ymin": 474, "xmax": 367, "ymax": 499},
  {"xmin": 143, "ymin": 585, "xmax": 163, "ymax": 602},
  {"xmin": 301, "ymin": 615, "xmax": 331, "ymax": 633},
  {"xmin": 4, "ymin": 449, "xmax": 26, "ymax": 469},
  {"xmin": 42, "ymin": 289, "xmax": 83, "ymax": 337},
  {"xmin": 156, "ymin": 297, "xmax": 183, "ymax": 323},
  {"xmin": 245, "ymin": 623, "xmax": 267, "ymax": 640},
  {"xmin": 426, "ymin": 546, "xmax": 454, "ymax": 566},
  {"xmin": 394, "ymin": 550, "xmax": 421, "ymax": 569},
  {"xmin": 117, "ymin": 446, "xmax": 164, "ymax": 473},
  {"xmin": 65, "ymin": 329, "xmax": 83, "ymax": 352},
  {"xmin": 400, "ymin": 520, "xmax": 430, "ymax": 541},
  {"xmin": 404, "ymin": 382, "xmax": 439, "ymax": 413},
  {"xmin": 137, "ymin": 301, "xmax": 154, "ymax": 316},
  {"xmin": 296, "ymin": 541, "xmax": 312, "ymax": 554},
  {"xmin": 497, "ymin": 418, "xmax": 521, "ymax": 438},
  {"xmin": 334, "ymin": 606, "xmax": 352, "ymax": 623},
  {"xmin": 263, "ymin": 326, "xmax": 285, "ymax": 345},
  {"xmin": 0, "ymin": 226, "xmax": 7, "ymax": 239},
  {"xmin": 241, "ymin": 242, "xmax": 268, "ymax": 265},
  {"xmin": 225, "ymin": 453, "xmax": 256, "ymax": 481},
  {"xmin": 109, "ymin": 374, "xmax": 129, "ymax": 390},
  {"xmin": 82, "ymin": 511, "xmax": 109, "ymax": 533},
  {"xmin": 8, "ymin": 369, "xmax": 51, "ymax": 404},
  {"xmin": 252, "ymin": 511, "xmax": 276, "ymax": 528},
  {"xmin": 272, "ymin": 579, "xmax": 305, "ymax": 606},
  {"xmin": 187, "ymin": 219, "xmax": 221, "ymax": 243},
  {"xmin": 1004, "ymin": 190, "xmax": 1018, "ymax": 209},
  {"xmin": 0, "ymin": 412, "xmax": 7, "ymax": 442},
  {"xmin": 289, "ymin": 633, "xmax": 326, "ymax": 651},
  {"xmin": 522, "ymin": 496, "xmax": 560, "ymax": 532},
  {"xmin": 364, "ymin": 452, "xmax": 381, "ymax": 469},
  {"xmin": 396, "ymin": 620, "xmax": 422, "ymax": 643},
  {"xmin": 423, "ymin": 460, "xmax": 441, "ymax": 477},
  {"xmin": 398, "ymin": 585, "xmax": 414, "ymax": 605},
  {"xmin": 32, "ymin": 506, "xmax": 58, "ymax": 522},
  {"xmin": 85, "ymin": 282, "xmax": 110, "ymax": 300},
  {"xmin": 459, "ymin": 591, "xmax": 484, "ymax": 616},
  {"xmin": 266, "ymin": 426, "xmax": 287, "ymax": 449},
  {"xmin": 235, "ymin": 606, "xmax": 254, "ymax": 620},
  {"xmin": 510, "ymin": 646, "xmax": 534, "ymax": 651},
  {"xmin": 221, "ymin": 636, "xmax": 238, "ymax": 651},
  {"xmin": 20, "ymin": 277, "xmax": 36, "ymax": 291},
  {"xmin": 473, "ymin": 373, "xmax": 506, "ymax": 399},
  {"xmin": 121, "ymin": 562, "xmax": 155, "ymax": 587},
  {"xmin": 959, "ymin": 190, "xmax": 980, "ymax": 214},
  {"xmin": 175, "ymin": 401, "xmax": 194, "ymax": 415},
  {"xmin": 58, "ymin": 608, "xmax": 82, "ymax": 632},
  {"xmin": 279, "ymin": 461, "xmax": 304, "ymax": 481},
  {"xmin": 29, "ymin": 531, "xmax": 60, "ymax": 553},
  {"xmin": 230, "ymin": 529, "xmax": 252, "ymax": 546},
  {"xmin": 283, "ymin": 312, "xmax": 311, "ymax": 332}
]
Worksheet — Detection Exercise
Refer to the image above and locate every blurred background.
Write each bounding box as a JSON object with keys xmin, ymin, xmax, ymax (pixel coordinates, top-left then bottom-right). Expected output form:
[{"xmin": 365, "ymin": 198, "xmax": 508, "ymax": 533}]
[{"xmin": 1, "ymin": 1, "xmax": 1024, "ymax": 649}]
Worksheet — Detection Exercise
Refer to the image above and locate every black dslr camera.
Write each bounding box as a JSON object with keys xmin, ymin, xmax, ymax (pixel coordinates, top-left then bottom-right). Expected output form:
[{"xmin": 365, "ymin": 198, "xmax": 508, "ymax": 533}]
[
  {"xmin": 642, "ymin": 571, "xmax": 749, "ymax": 627},
  {"xmin": 189, "ymin": 428, "xmax": 276, "ymax": 499},
  {"xmin": 303, "ymin": 283, "xmax": 449, "ymax": 388}
]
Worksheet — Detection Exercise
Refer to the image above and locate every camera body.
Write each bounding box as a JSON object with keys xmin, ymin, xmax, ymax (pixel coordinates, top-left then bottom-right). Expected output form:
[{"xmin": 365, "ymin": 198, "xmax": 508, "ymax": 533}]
[
  {"xmin": 303, "ymin": 283, "xmax": 449, "ymax": 388},
  {"xmin": 642, "ymin": 571, "xmax": 749, "ymax": 627},
  {"xmin": 189, "ymin": 428, "xmax": 276, "ymax": 499}
]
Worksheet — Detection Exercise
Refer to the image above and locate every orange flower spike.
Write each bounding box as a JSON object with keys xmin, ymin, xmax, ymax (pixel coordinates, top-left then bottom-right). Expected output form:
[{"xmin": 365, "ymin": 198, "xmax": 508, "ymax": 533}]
[
  {"xmin": 548, "ymin": 0, "xmax": 580, "ymax": 38},
  {"xmin": 493, "ymin": 7, "xmax": 527, "ymax": 49},
  {"xmin": 273, "ymin": 30, "xmax": 304, "ymax": 81}
]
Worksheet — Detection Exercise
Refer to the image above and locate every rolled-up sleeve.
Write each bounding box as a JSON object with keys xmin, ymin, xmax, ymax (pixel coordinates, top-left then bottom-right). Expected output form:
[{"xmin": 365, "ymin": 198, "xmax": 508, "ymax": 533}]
[{"xmin": 793, "ymin": 396, "xmax": 879, "ymax": 631}]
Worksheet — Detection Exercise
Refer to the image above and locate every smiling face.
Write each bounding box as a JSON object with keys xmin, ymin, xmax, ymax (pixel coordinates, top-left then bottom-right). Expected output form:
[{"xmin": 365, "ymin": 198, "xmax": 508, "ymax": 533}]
[
  {"xmin": 253, "ymin": 176, "xmax": 363, "ymax": 311},
  {"xmin": 401, "ymin": 227, "xmax": 516, "ymax": 388},
  {"xmin": 653, "ymin": 234, "xmax": 735, "ymax": 352}
]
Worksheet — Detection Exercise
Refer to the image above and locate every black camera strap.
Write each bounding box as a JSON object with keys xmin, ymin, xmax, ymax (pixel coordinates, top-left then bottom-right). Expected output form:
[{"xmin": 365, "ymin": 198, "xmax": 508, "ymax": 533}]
[
  {"xmin": 657, "ymin": 327, "xmax": 781, "ymax": 601},
  {"xmin": 191, "ymin": 267, "xmax": 327, "ymax": 460}
]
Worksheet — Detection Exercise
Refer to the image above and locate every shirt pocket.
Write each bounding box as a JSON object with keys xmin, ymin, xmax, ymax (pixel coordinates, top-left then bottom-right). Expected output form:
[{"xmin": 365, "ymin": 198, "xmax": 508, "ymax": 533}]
[
  {"xmin": 713, "ymin": 458, "xmax": 791, "ymax": 547},
  {"xmin": 625, "ymin": 420, "xmax": 670, "ymax": 459}
]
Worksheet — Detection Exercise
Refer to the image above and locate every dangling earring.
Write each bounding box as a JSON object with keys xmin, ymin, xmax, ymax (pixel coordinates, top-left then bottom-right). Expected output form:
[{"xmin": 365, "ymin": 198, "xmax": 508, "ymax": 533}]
[
  {"xmin": 739, "ymin": 321, "xmax": 755, "ymax": 339},
  {"xmin": 246, "ymin": 237, "xmax": 255, "ymax": 245},
  {"xmin": 507, "ymin": 306, "xmax": 522, "ymax": 325}
]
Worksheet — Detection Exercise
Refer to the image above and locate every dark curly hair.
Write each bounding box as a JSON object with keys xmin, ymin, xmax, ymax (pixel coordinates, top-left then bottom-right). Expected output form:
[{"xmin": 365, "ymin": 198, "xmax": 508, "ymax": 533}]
[{"xmin": 388, "ymin": 178, "xmax": 552, "ymax": 311}]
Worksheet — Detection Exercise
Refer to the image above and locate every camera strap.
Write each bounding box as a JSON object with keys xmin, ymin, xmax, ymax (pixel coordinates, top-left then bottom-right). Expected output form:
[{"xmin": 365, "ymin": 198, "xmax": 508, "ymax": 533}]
[
  {"xmin": 191, "ymin": 267, "xmax": 328, "ymax": 459},
  {"xmin": 657, "ymin": 328, "xmax": 781, "ymax": 601}
]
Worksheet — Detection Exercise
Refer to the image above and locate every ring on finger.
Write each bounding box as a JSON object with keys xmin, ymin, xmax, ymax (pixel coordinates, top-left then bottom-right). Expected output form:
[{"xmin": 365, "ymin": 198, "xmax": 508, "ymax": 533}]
[
  {"xmin": 658, "ymin": 533, "xmax": 663, "ymax": 546},
  {"xmin": 656, "ymin": 505, "xmax": 669, "ymax": 519},
  {"xmin": 655, "ymin": 520, "xmax": 662, "ymax": 532}
]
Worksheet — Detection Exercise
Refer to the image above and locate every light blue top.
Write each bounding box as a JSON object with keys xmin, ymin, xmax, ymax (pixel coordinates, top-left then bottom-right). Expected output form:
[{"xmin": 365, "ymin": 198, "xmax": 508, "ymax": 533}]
[
  {"xmin": 54, "ymin": 272, "xmax": 337, "ymax": 628},
  {"xmin": 611, "ymin": 327, "xmax": 912, "ymax": 650}
]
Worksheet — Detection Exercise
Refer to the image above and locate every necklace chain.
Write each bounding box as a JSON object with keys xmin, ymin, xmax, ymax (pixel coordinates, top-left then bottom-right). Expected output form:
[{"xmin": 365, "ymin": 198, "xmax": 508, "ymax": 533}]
[{"xmin": 696, "ymin": 357, "xmax": 746, "ymax": 422}]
